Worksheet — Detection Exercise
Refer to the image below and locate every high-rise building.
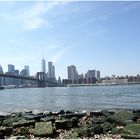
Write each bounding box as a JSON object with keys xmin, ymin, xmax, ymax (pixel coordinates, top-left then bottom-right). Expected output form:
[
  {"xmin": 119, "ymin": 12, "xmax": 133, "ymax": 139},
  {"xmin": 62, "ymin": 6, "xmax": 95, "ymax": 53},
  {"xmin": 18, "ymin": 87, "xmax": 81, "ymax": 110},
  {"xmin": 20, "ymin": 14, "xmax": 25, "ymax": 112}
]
[
  {"xmin": 0, "ymin": 65, "xmax": 3, "ymax": 74},
  {"xmin": 48, "ymin": 61, "xmax": 53, "ymax": 78},
  {"xmin": 52, "ymin": 65, "xmax": 55, "ymax": 79},
  {"xmin": 96, "ymin": 70, "xmax": 100, "ymax": 79},
  {"xmin": 67, "ymin": 65, "xmax": 78, "ymax": 82},
  {"xmin": 20, "ymin": 69, "xmax": 28, "ymax": 77},
  {"xmin": 85, "ymin": 70, "xmax": 96, "ymax": 84},
  {"xmin": 41, "ymin": 59, "xmax": 46, "ymax": 74},
  {"xmin": 0, "ymin": 65, "xmax": 3, "ymax": 86},
  {"xmin": 24, "ymin": 65, "xmax": 30, "ymax": 76},
  {"xmin": 8, "ymin": 64, "xmax": 15, "ymax": 73}
]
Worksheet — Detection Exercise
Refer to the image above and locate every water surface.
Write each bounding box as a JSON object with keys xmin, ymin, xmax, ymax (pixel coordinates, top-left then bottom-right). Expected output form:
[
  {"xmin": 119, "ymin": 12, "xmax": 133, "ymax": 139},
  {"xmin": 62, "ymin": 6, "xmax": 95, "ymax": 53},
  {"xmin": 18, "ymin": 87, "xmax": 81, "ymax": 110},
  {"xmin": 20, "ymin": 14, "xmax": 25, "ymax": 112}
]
[{"xmin": 0, "ymin": 84, "xmax": 140, "ymax": 113}]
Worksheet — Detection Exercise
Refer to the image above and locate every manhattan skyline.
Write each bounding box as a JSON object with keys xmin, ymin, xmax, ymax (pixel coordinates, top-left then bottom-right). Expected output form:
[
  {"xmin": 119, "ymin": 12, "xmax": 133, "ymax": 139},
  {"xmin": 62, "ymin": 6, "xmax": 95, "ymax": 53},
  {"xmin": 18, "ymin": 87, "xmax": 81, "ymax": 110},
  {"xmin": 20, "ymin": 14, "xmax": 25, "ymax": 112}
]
[{"xmin": 0, "ymin": 1, "xmax": 140, "ymax": 78}]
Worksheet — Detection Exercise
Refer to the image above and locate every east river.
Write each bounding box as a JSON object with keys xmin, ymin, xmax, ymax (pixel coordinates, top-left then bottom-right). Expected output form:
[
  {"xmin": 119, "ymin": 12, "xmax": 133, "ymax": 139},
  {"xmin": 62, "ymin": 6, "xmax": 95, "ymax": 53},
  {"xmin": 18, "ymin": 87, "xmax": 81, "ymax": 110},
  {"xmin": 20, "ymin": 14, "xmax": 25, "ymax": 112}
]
[{"xmin": 0, "ymin": 84, "xmax": 140, "ymax": 113}]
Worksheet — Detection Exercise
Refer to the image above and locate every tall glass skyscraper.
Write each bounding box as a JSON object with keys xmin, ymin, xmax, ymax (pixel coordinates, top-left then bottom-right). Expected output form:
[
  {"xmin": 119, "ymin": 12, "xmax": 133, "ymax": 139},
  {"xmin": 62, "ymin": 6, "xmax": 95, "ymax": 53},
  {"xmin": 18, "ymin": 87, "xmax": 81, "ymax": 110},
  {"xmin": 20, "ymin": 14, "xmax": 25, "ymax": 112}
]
[
  {"xmin": 41, "ymin": 59, "xmax": 46, "ymax": 74},
  {"xmin": 24, "ymin": 65, "xmax": 30, "ymax": 76}
]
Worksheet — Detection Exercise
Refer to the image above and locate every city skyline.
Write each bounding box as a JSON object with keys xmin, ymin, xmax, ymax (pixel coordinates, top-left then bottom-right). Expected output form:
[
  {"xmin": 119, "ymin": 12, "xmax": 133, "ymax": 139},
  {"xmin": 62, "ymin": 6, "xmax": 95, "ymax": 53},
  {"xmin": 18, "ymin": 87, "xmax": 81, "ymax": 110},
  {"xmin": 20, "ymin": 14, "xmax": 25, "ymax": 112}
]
[{"xmin": 0, "ymin": 1, "xmax": 140, "ymax": 78}]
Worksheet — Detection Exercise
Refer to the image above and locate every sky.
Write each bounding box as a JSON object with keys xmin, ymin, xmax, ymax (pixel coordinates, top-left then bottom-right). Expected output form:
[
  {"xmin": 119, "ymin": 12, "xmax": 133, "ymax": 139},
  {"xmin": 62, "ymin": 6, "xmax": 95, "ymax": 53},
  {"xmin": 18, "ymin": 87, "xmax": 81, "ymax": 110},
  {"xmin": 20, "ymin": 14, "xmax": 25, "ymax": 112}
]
[{"xmin": 0, "ymin": 1, "xmax": 140, "ymax": 79}]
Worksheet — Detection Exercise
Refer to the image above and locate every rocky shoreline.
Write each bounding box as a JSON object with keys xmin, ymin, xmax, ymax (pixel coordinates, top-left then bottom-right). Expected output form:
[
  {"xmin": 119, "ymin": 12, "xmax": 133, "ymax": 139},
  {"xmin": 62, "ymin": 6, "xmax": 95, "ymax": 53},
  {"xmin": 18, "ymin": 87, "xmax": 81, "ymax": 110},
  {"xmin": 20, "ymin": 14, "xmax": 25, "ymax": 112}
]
[{"xmin": 1, "ymin": 109, "xmax": 140, "ymax": 139}]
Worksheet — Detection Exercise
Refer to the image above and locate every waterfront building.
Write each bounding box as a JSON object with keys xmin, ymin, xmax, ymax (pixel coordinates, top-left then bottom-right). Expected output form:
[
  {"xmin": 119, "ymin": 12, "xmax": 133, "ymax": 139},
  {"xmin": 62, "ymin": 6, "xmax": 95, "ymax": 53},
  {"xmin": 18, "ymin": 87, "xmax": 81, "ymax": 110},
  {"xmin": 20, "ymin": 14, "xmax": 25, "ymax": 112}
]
[
  {"xmin": 0, "ymin": 65, "xmax": 3, "ymax": 74},
  {"xmin": 96, "ymin": 70, "xmax": 100, "ymax": 79},
  {"xmin": 41, "ymin": 59, "xmax": 46, "ymax": 74},
  {"xmin": 48, "ymin": 61, "xmax": 55, "ymax": 79},
  {"xmin": 20, "ymin": 69, "xmax": 28, "ymax": 77},
  {"xmin": 24, "ymin": 65, "xmax": 30, "ymax": 76},
  {"xmin": 0, "ymin": 65, "xmax": 3, "ymax": 86},
  {"xmin": 85, "ymin": 70, "xmax": 96, "ymax": 84},
  {"xmin": 8, "ymin": 64, "xmax": 15, "ymax": 73},
  {"xmin": 67, "ymin": 65, "xmax": 78, "ymax": 84}
]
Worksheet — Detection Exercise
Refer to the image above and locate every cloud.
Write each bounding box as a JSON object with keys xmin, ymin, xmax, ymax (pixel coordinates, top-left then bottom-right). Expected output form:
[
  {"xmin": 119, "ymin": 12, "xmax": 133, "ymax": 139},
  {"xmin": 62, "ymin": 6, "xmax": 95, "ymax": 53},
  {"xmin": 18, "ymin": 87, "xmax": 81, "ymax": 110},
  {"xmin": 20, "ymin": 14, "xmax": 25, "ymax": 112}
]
[
  {"xmin": 0, "ymin": 1, "xmax": 68, "ymax": 30},
  {"xmin": 51, "ymin": 47, "xmax": 68, "ymax": 63}
]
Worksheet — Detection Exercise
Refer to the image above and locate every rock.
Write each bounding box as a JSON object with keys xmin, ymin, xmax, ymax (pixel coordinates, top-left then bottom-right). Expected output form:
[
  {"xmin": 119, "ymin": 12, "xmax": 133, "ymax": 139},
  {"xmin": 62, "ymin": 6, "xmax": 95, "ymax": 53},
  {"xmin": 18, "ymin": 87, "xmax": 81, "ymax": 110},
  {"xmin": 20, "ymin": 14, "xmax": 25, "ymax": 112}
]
[
  {"xmin": 55, "ymin": 119, "xmax": 73, "ymax": 130},
  {"xmin": 13, "ymin": 119, "xmax": 35, "ymax": 128},
  {"xmin": 0, "ymin": 126, "xmax": 13, "ymax": 138},
  {"xmin": 93, "ymin": 116, "xmax": 107, "ymax": 124},
  {"xmin": 23, "ymin": 113, "xmax": 46, "ymax": 121},
  {"xmin": 90, "ymin": 111, "xmax": 103, "ymax": 117},
  {"xmin": 101, "ymin": 110, "xmax": 115, "ymax": 116},
  {"xmin": 123, "ymin": 123, "xmax": 140, "ymax": 135},
  {"xmin": 121, "ymin": 134, "xmax": 140, "ymax": 139},
  {"xmin": 93, "ymin": 124, "xmax": 103, "ymax": 134},
  {"xmin": 107, "ymin": 111, "xmax": 135, "ymax": 125},
  {"xmin": 65, "ymin": 131, "xmax": 79, "ymax": 139},
  {"xmin": 60, "ymin": 113, "xmax": 87, "ymax": 119},
  {"xmin": 71, "ymin": 117, "xmax": 79, "ymax": 127},
  {"xmin": 75, "ymin": 127, "xmax": 91, "ymax": 138},
  {"xmin": 34, "ymin": 122, "xmax": 53, "ymax": 137},
  {"xmin": 58, "ymin": 110, "xmax": 65, "ymax": 115},
  {"xmin": 8, "ymin": 136, "xmax": 26, "ymax": 139},
  {"xmin": 3, "ymin": 116, "xmax": 22, "ymax": 127},
  {"xmin": 101, "ymin": 122, "xmax": 114, "ymax": 133},
  {"xmin": 18, "ymin": 127, "xmax": 30, "ymax": 137},
  {"xmin": 40, "ymin": 116, "xmax": 55, "ymax": 123}
]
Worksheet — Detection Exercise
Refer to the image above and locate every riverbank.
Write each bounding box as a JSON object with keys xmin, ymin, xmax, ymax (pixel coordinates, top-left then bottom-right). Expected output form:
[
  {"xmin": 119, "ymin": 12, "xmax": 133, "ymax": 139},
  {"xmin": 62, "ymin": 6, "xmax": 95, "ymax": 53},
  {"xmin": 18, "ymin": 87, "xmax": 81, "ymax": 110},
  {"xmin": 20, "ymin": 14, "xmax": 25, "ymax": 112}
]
[{"xmin": 1, "ymin": 109, "xmax": 140, "ymax": 139}]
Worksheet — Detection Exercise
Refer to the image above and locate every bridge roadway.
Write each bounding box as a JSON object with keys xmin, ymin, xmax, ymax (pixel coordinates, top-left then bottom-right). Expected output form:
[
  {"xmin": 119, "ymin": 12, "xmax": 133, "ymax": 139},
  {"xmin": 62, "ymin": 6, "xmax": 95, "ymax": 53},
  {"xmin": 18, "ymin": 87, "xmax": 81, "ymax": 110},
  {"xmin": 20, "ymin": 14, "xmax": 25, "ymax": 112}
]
[{"xmin": 0, "ymin": 73, "xmax": 58, "ymax": 87}]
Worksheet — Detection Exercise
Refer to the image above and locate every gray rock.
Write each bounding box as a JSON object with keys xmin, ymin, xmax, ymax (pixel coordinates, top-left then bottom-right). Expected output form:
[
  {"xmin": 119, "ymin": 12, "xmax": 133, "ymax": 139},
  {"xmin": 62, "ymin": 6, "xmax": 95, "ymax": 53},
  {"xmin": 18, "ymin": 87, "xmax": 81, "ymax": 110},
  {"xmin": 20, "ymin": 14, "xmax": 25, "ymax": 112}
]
[
  {"xmin": 3, "ymin": 116, "xmax": 22, "ymax": 126},
  {"xmin": 107, "ymin": 111, "xmax": 135, "ymax": 125},
  {"xmin": 0, "ymin": 126, "xmax": 13, "ymax": 138},
  {"xmin": 40, "ymin": 116, "xmax": 55, "ymax": 123},
  {"xmin": 8, "ymin": 136, "xmax": 26, "ymax": 139},
  {"xmin": 34, "ymin": 122, "xmax": 53, "ymax": 137},
  {"xmin": 55, "ymin": 119, "xmax": 73, "ymax": 130},
  {"xmin": 13, "ymin": 119, "xmax": 35, "ymax": 128}
]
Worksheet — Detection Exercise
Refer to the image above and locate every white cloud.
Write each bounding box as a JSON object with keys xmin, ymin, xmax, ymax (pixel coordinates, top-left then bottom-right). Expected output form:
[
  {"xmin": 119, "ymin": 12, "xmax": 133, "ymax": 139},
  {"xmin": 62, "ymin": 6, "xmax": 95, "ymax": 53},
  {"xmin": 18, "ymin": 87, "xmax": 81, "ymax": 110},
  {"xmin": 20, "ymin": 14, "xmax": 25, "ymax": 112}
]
[
  {"xmin": 0, "ymin": 1, "xmax": 68, "ymax": 30},
  {"xmin": 51, "ymin": 47, "xmax": 68, "ymax": 63}
]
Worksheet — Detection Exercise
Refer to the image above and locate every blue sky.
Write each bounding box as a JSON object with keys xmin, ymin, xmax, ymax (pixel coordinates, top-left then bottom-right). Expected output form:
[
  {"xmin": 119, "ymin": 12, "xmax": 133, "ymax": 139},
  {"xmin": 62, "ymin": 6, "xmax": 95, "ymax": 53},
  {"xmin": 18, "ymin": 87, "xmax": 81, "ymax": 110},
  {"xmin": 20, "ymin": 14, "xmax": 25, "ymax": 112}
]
[{"xmin": 0, "ymin": 1, "xmax": 140, "ymax": 79}]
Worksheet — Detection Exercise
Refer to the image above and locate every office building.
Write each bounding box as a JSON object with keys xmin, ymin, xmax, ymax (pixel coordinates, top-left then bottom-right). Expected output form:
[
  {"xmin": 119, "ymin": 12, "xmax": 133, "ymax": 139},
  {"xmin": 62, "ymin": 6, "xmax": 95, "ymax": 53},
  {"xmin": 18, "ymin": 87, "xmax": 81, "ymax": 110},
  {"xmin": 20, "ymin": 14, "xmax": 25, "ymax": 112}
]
[
  {"xmin": 20, "ymin": 69, "xmax": 28, "ymax": 77},
  {"xmin": 96, "ymin": 70, "xmax": 100, "ymax": 79},
  {"xmin": 0, "ymin": 65, "xmax": 3, "ymax": 74},
  {"xmin": 0, "ymin": 65, "xmax": 3, "ymax": 86},
  {"xmin": 41, "ymin": 59, "xmax": 46, "ymax": 74},
  {"xmin": 67, "ymin": 65, "xmax": 78, "ymax": 83},
  {"xmin": 85, "ymin": 70, "xmax": 96, "ymax": 84},
  {"xmin": 8, "ymin": 64, "xmax": 15, "ymax": 73},
  {"xmin": 48, "ymin": 61, "xmax": 55, "ymax": 79},
  {"xmin": 24, "ymin": 65, "xmax": 30, "ymax": 76}
]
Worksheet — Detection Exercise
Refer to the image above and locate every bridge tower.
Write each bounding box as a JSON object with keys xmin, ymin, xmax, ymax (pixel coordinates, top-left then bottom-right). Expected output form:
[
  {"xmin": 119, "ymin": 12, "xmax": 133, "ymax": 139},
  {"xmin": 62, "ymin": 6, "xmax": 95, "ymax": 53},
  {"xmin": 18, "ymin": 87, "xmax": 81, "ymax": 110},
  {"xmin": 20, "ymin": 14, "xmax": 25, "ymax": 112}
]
[{"xmin": 36, "ymin": 72, "xmax": 46, "ymax": 87}]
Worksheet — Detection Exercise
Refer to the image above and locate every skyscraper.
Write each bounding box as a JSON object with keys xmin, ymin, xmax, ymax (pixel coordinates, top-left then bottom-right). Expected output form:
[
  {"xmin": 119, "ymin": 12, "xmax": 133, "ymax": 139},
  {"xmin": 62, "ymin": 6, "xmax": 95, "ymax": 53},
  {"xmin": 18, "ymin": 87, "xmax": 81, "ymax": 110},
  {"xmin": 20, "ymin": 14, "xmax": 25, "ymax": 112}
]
[
  {"xmin": 41, "ymin": 59, "xmax": 46, "ymax": 73},
  {"xmin": 67, "ymin": 65, "xmax": 78, "ymax": 82},
  {"xmin": 8, "ymin": 64, "xmax": 15, "ymax": 73},
  {"xmin": 24, "ymin": 65, "xmax": 30, "ymax": 76},
  {"xmin": 48, "ymin": 61, "xmax": 55, "ymax": 79},
  {"xmin": 96, "ymin": 70, "xmax": 100, "ymax": 79},
  {"xmin": 0, "ymin": 65, "xmax": 3, "ymax": 74}
]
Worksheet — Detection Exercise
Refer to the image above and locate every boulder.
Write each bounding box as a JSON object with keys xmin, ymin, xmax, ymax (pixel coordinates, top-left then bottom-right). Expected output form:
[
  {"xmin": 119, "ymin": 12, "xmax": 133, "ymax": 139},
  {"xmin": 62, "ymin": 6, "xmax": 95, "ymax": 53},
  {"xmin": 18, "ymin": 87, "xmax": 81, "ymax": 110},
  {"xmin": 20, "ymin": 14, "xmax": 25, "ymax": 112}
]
[
  {"xmin": 13, "ymin": 119, "xmax": 35, "ymax": 128},
  {"xmin": 8, "ymin": 136, "xmax": 26, "ymax": 139},
  {"xmin": 0, "ymin": 126, "xmax": 13, "ymax": 138},
  {"xmin": 123, "ymin": 123, "xmax": 140, "ymax": 135},
  {"xmin": 107, "ymin": 111, "xmax": 135, "ymax": 125},
  {"xmin": 18, "ymin": 127, "xmax": 30, "ymax": 137},
  {"xmin": 40, "ymin": 116, "xmax": 55, "ymax": 123},
  {"xmin": 34, "ymin": 122, "xmax": 53, "ymax": 137},
  {"xmin": 3, "ymin": 117, "xmax": 22, "ymax": 127},
  {"xmin": 101, "ymin": 122, "xmax": 114, "ymax": 133},
  {"xmin": 55, "ymin": 119, "xmax": 73, "ymax": 130},
  {"xmin": 75, "ymin": 127, "xmax": 91, "ymax": 138},
  {"xmin": 60, "ymin": 113, "xmax": 86, "ymax": 119}
]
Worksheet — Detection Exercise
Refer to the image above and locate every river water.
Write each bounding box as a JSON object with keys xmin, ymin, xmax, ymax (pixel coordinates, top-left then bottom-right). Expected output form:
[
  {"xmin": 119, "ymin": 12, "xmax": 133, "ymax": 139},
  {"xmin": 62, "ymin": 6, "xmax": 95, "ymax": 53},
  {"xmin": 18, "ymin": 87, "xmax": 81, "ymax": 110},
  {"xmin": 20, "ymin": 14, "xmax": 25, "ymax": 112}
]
[{"xmin": 0, "ymin": 84, "xmax": 140, "ymax": 113}]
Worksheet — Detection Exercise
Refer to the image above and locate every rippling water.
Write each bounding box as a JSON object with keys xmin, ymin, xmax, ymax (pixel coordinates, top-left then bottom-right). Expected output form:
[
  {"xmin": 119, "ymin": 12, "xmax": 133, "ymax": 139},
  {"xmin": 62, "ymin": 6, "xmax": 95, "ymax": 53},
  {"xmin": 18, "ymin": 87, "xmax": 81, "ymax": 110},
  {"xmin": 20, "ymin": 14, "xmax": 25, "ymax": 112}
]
[{"xmin": 0, "ymin": 84, "xmax": 140, "ymax": 113}]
